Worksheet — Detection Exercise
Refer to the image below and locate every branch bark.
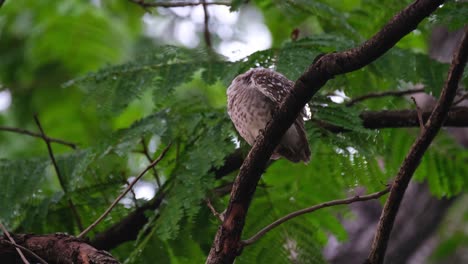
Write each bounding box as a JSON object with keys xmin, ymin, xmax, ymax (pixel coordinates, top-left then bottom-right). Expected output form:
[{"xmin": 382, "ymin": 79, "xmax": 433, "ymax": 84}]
[
  {"xmin": 366, "ymin": 27, "xmax": 468, "ymax": 264},
  {"xmin": 206, "ymin": 1, "xmax": 445, "ymax": 263},
  {"xmin": 0, "ymin": 234, "xmax": 119, "ymax": 264},
  {"xmin": 0, "ymin": 223, "xmax": 30, "ymax": 264}
]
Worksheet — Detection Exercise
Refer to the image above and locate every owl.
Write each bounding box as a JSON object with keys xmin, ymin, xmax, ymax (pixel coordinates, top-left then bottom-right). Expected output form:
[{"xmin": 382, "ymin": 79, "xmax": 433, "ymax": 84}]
[{"xmin": 227, "ymin": 68, "xmax": 311, "ymax": 163}]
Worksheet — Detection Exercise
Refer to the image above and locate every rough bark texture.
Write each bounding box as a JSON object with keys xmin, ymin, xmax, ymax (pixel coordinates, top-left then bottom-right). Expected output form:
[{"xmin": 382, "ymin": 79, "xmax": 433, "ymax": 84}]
[
  {"xmin": 206, "ymin": 1, "xmax": 446, "ymax": 263},
  {"xmin": 0, "ymin": 234, "xmax": 119, "ymax": 264}
]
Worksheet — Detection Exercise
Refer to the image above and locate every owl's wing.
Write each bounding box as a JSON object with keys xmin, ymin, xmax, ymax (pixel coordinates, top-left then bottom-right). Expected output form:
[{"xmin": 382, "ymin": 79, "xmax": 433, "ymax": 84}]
[
  {"xmin": 252, "ymin": 69, "xmax": 308, "ymax": 119},
  {"xmin": 251, "ymin": 69, "xmax": 293, "ymax": 105}
]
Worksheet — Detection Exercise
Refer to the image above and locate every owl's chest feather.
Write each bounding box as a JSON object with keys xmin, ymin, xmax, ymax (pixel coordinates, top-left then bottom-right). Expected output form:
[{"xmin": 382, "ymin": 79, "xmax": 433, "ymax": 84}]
[{"xmin": 228, "ymin": 87, "xmax": 274, "ymax": 144}]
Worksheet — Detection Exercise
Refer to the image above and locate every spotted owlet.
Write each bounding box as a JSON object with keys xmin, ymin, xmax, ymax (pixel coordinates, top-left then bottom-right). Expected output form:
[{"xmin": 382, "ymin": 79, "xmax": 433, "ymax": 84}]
[{"xmin": 227, "ymin": 68, "xmax": 311, "ymax": 163}]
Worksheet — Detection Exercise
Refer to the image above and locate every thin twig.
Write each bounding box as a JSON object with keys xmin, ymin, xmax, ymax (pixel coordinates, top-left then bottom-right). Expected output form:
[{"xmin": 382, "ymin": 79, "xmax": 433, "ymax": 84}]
[
  {"xmin": 33, "ymin": 115, "xmax": 84, "ymax": 231},
  {"xmin": 411, "ymin": 96, "xmax": 425, "ymax": 133},
  {"xmin": 346, "ymin": 88, "xmax": 425, "ymax": 106},
  {"xmin": 206, "ymin": 199, "xmax": 225, "ymax": 222},
  {"xmin": 453, "ymin": 92, "xmax": 468, "ymax": 106},
  {"xmin": 0, "ymin": 223, "xmax": 30, "ymax": 264},
  {"xmin": 0, "ymin": 126, "xmax": 77, "ymax": 149},
  {"xmin": 242, "ymin": 187, "xmax": 391, "ymax": 246},
  {"xmin": 129, "ymin": 0, "xmax": 230, "ymax": 8},
  {"xmin": 141, "ymin": 137, "xmax": 162, "ymax": 188},
  {"xmin": 201, "ymin": 0, "xmax": 213, "ymax": 49},
  {"xmin": 77, "ymin": 143, "xmax": 172, "ymax": 239},
  {"xmin": 367, "ymin": 27, "xmax": 468, "ymax": 264},
  {"xmin": 124, "ymin": 179, "xmax": 139, "ymax": 207},
  {"xmin": 1, "ymin": 240, "xmax": 48, "ymax": 264}
]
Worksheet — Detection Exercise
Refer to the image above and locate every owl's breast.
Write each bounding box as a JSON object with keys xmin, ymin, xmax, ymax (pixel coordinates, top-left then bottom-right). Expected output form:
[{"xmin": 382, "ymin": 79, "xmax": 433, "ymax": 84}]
[{"xmin": 227, "ymin": 87, "xmax": 273, "ymax": 145}]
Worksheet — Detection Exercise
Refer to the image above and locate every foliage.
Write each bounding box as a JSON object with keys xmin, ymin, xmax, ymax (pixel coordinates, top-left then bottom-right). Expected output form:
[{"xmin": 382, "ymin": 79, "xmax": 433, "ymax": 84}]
[{"xmin": 0, "ymin": 0, "xmax": 466, "ymax": 263}]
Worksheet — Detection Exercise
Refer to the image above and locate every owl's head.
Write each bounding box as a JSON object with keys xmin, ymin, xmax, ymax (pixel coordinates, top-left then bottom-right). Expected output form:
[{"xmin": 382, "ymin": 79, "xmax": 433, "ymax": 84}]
[{"xmin": 228, "ymin": 68, "xmax": 259, "ymax": 91}]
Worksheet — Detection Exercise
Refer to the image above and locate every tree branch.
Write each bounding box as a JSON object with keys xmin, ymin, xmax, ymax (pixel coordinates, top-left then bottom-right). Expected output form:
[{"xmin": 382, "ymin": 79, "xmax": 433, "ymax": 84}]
[
  {"xmin": 366, "ymin": 27, "xmax": 468, "ymax": 264},
  {"xmin": 207, "ymin": 1, "xmax": 446, "ymax": 263},
  {"xmin": 0, "ymin": 223, "xmax": 30, "ymax": 264},
  {"xmin": 0, "ymin": 126, "xmax": 77, "ymax": 149},
  {"xmin": 201, "ymin": 0, "xmax": 212, "ymax": 49},
  {"xmin": 242, "ymin": 187, "xmax": 391, "ymax": 246},
  {"xmin": 33, "ymin": 114, "xmax": 84, "ymax": 231},
  {"xmin": 0, "ymin": 240, "xmax": 48, "ymax": 264},
  {"xmin": 78, "ymin": 143, "xmax": 171, "ymax": 239},
  {"xmin": 0, "ymin": 234, "xmax": 119, "ymax": 264},
  {"xmin": 346, "ymin": 87, "xmax": 425, "ymax": 106}
]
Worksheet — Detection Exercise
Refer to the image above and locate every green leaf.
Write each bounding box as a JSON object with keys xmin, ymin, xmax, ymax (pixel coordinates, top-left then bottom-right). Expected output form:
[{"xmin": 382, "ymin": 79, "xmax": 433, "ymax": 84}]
[{"xmin": 0, "ymin": 158, "xmax": 48, "ymax": 228}]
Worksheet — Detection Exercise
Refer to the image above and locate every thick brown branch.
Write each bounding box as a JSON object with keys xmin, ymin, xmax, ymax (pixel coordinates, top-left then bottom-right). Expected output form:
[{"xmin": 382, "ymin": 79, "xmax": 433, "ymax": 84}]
[
  {"xmin": 207, "ymin": 1, "xmax": 445, "ymax": 263},
  {"xmin": 242, "ymin": 187, "xmax": 390, "ymax": 246},
  {"xmin": 0, "ymin": 234, "xmax": 119, "ymax": 264},
  {"xmin": 366, "ymin": 27, "xmax": 468, "ymax": 264},
  {"xmin": 0, "ymin": 240, "xmax": 47, "ymax": 264},
  {"xmin": 346, "ymin": 88, "xmax": 425, "ymax": 106},
  {"xmin": 33, "ymin": 115, "xmax": 84, "ymax": 231},
  {"xmin": 0, "ymin": 126, "xmax": 77, "ymax": 149}
]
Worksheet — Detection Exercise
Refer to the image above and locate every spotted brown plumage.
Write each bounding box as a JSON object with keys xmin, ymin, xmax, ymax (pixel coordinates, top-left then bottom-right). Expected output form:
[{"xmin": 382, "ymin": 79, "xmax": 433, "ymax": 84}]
[{"xmin": 227, "ymin": 68, "xmax": 311, "ymax": 163}]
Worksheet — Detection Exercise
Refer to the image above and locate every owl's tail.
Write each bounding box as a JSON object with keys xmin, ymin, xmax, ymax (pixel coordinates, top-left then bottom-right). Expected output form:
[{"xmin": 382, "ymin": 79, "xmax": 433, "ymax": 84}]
[{"xmin": 272, "ymin": 118, "xmax": 311, "ymax": 164}]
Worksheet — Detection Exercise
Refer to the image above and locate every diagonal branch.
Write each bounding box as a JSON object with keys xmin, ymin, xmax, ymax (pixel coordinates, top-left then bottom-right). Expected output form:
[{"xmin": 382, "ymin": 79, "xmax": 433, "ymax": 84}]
[
  {"xmin": 0, "ymin": 222, "xmax": 30, "ymax": 264},
  {"xmin": 78, "ymin": 143, "xmax": 172, "ymax": 239},
  {"xmin": 206, "ymin": 1, "xmax": 446, "ymax": 263},
  {"xmin": 242, "ymin": 187, "xmax": 391, "ymax": 246},
  {"xmin": 366, "ymin": 27, "xmax": 468, "ymax": 264},
  {"xmin": 33, "ymin": 114, "xmax": 84, "ymax": 231}
]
